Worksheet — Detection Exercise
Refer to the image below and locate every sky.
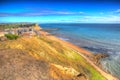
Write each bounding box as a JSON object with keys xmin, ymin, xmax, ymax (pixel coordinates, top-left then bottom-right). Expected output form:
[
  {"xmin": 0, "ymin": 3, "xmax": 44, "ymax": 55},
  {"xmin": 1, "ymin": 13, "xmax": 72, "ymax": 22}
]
[{"xmin": 0, "ymin": 0, "xmax": 120, "ymax": 23}]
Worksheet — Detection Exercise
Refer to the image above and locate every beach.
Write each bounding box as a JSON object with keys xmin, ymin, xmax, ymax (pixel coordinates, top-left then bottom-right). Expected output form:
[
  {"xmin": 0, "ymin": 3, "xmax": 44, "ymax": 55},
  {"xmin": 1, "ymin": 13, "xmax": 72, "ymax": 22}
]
[{"xmin": 39, "ymin": 27, "xmax": 118, "ymax": 80}]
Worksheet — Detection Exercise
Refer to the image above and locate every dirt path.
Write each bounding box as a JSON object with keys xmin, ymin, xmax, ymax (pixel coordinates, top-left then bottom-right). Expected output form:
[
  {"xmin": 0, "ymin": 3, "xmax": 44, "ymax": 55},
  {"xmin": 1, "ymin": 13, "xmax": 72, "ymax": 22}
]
[{"xmin": 40, "ymin": 30, "xmax": 118, "ymax": 80}]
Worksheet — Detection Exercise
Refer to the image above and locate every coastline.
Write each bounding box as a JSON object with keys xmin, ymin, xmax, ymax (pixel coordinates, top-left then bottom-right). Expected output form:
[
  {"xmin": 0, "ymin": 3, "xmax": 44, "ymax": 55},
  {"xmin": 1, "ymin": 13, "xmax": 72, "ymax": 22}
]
[{"xmin": 39, "ymin": 26, "xmax": 118, "ymax": 80}]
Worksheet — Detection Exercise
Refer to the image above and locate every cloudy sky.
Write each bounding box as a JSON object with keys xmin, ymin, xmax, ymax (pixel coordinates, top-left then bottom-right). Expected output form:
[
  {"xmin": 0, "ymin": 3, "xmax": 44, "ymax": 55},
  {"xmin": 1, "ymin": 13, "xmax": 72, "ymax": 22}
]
[{"xmin": 0, "ymin": 0, "xmax": 120, "ymax": 23}]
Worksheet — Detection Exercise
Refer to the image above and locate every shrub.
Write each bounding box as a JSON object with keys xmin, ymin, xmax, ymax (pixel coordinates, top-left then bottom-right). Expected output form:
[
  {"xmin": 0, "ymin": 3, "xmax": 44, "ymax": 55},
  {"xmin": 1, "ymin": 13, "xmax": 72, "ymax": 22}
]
[{"xmin": 5, "ymin": 34, "xmax": 19, "ymax": 40}]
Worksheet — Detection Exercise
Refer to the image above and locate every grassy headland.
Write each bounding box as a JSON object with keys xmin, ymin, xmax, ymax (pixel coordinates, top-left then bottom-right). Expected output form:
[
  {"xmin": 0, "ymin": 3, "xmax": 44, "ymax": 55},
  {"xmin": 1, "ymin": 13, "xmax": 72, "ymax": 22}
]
[
  {"xmin": 0, "ymin": 36, "xmax": 106, "ymax": 80},
  {"xmin": 0, "ymin": 23, "xmax": 117, "ymax": 80}
]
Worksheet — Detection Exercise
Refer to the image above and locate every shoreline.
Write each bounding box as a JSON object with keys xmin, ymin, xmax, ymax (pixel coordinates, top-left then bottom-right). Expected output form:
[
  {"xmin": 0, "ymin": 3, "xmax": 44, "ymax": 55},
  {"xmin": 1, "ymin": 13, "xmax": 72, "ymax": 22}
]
[{"xmin": 39, "ymin": 27, "xmax": 118, "ymax": 80}]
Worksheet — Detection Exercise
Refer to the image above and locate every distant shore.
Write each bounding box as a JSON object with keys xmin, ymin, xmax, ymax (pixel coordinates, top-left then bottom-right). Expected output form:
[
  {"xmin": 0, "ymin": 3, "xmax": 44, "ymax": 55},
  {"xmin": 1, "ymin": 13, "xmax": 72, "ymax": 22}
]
[{"xmin": 39, "ymin": 26, "xmax": 118, "ymax": 80}]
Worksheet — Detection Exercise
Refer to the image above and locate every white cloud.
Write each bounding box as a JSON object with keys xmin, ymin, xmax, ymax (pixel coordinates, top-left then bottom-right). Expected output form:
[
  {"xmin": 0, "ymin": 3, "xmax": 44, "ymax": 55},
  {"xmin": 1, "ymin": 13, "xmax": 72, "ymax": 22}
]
[
  {"xmin": 74, "ymin": 15, "xmax": 120, "ymax": 23},
  {"xmin": 115, "ymin": 9, "xmax": 120, "ymax": 13},
  {"xmin": 0, "ymin": 11, "xmax": 85, "ymax": 17},
  {"xmin": 51, "ymin": 11, "xmax": 85, "ymax": 15},
  {"xmin": 100, "ymin": 12, "xmax": 104, "ymax": 15}
]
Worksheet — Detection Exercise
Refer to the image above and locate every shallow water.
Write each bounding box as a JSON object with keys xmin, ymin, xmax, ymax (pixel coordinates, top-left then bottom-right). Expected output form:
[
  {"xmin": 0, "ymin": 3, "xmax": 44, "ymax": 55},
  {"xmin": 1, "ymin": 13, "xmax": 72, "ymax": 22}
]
[{"xmin": 40, "ymin": 23, "xmax": 120, "ymax": 79}]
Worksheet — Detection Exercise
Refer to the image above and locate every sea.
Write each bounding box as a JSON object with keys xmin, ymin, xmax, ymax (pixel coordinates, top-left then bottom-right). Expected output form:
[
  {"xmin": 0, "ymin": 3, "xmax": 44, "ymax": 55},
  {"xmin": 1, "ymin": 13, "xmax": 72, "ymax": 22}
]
[{"xmin": 40, "ymin": 23, "xmax": 120, "ymax": 79}]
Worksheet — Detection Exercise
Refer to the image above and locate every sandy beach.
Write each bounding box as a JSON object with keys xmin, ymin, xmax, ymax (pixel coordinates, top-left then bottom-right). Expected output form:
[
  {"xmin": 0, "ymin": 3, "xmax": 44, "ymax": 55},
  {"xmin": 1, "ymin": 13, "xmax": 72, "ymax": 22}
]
[{"xmin": 39, "ymin": 29, "xmax": 118, "ymax": 80}]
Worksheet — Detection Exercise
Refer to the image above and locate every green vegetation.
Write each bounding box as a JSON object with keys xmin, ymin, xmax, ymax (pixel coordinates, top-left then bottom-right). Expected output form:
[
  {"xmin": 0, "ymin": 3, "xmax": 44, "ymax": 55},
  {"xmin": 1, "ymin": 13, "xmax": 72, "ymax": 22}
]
[
  {"xmin": 38, "ymin": 36, "xmax": 105, "ymax": 80},
  {"xmin": 5, "ymin": 34, "xmax": 19, "ymax": 40},
  {"xmin": 0, "ymin": 36, "xmax": 106, "ymax": 80},
  {"xmin": 0, "ymin": 23, "xmax": 36, "ymax": 30}
]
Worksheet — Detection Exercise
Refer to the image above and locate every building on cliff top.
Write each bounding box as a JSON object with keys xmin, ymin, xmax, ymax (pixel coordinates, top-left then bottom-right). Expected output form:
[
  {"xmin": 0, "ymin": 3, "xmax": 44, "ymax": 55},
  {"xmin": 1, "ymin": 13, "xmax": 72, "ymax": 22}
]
[{"xmin": 1, "ymin": 23, "xmax": 41, "ymax": 38}]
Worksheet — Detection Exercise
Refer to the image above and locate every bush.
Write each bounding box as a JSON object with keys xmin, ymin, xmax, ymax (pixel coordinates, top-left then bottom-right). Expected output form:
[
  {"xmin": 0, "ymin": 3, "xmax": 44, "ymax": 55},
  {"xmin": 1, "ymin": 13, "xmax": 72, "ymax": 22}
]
[{"xmin": 5, "ymin": 34, "xmax": 19, "ymax": 40}]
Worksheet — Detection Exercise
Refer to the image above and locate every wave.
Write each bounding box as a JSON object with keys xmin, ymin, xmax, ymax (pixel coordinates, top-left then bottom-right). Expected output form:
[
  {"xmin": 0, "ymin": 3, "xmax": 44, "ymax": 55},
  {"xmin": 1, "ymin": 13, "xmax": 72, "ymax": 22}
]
[{"xmin": 57, "ymin": 37, "xmax": 69, "ymax": 41}]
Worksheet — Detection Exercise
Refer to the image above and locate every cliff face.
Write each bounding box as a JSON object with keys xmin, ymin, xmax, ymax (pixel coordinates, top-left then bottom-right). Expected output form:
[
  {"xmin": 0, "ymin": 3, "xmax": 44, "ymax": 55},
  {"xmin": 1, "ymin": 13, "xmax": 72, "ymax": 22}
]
[
  {"xmin": 0, "ymin": 36, "xmax": 105, "ymax": 80},
  {"xmin": 33, "ymin": 23, "xmax": 41, "ymax": 30}
]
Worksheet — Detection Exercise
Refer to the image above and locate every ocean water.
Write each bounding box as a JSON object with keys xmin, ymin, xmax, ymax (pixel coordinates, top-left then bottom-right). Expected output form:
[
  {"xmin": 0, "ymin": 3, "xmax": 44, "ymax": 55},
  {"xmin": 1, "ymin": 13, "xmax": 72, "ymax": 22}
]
[{"xmin": 40, "ymin": 23, "xmax": 120, "ymax": 79}]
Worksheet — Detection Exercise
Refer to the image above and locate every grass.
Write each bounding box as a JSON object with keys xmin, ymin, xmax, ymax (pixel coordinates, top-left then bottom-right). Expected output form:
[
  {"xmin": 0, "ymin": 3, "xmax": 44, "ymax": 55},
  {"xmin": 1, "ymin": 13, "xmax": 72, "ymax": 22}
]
[
  {"xmin": 5, "ymin": 34, "xmax": 19, "ymax": 40},
  {"xmin": 0, "ymin": 36, "xmax": 106, "ymax": 80}
]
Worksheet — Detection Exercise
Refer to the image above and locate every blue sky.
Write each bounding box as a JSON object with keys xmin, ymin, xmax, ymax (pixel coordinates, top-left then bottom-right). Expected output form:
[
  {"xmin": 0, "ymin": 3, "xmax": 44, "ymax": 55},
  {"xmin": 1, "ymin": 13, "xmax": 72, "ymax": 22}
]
[{"xmin": 0, "ymin": 0, "xmax": 120, "ymax": 23}]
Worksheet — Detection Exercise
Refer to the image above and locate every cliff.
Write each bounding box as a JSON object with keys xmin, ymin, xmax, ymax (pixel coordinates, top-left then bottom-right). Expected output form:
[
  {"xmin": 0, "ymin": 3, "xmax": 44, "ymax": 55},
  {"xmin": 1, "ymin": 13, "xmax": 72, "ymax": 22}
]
[
  {"xmin": 0, "ymin": 35, "xmax": 106, "ymax": 80},
  {"xmin": 0, "ymin": 23, "xmax": 108, "ymax": 80}
]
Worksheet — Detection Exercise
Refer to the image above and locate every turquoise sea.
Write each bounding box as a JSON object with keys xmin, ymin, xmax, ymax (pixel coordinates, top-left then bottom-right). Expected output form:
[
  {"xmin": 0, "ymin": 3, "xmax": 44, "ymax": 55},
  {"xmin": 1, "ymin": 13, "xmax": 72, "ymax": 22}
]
[{"xmin": 40, "ymin": 23, "xmax": 120, "ymax": 79}]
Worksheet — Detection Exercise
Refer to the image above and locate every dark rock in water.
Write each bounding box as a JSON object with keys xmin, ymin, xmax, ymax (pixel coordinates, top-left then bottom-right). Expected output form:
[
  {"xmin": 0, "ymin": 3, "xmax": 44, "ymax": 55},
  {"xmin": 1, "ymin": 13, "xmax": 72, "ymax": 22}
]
[
  {"xmin": 93, "ymin": 53, "xmax": 109, "ymax": 66},
  {"xmin": 82, "ymin": 46, "xmax": 108, "ymax": 54},
  {"xmin": 94, "ymin": 53, "xmax": 109, "ymax": 59},
  {"xmin": 42, "ymin": 28, "xmax": 60, "ymax": 32}
]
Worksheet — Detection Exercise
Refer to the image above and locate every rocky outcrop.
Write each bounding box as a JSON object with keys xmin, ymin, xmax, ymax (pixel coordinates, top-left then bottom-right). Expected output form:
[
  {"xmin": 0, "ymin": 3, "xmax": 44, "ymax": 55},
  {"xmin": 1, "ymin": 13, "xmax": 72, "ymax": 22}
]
[
  {"xmin": 50, "ymin": 64, "xmax": 86, "ymax": 80},
  {"xmin": 93, "ymin": 53, "xmax": 109, "ymax": 65}
]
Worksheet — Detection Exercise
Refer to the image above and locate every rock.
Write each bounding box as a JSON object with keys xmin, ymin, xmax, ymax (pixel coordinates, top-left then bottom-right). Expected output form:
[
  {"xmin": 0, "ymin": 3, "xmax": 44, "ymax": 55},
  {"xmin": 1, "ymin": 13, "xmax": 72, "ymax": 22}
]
[
  {"xmin": 0, "ymin": 36, "xmax": 7, "ymax": 41},
  {"xmin": 77, "ymin": 73, "xmax": 86, "ymax": 79},
  {"xmin": 94, "ymin": 53, "xmax": 109, "ymax": 60},
  {"xmin": 94, "ymin": 53, "xmax": 109, "ymax": 65}
]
